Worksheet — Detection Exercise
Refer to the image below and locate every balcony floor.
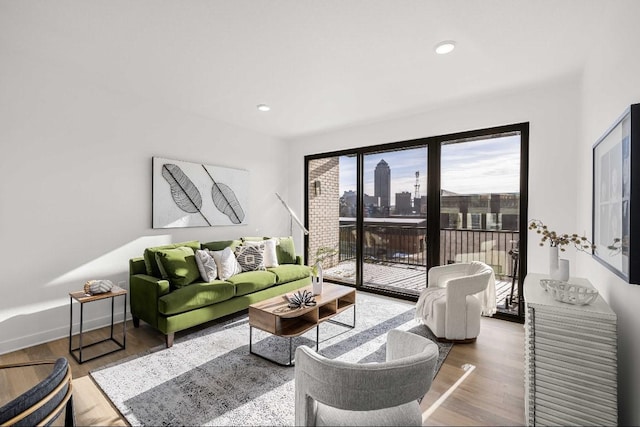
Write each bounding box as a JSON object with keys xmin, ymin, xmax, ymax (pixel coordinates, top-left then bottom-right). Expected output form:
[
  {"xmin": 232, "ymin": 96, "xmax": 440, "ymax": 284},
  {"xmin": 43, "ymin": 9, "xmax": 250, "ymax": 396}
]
[{"xmin": 324, "ymin": 260, "xmax": 519, "ymax": 314}]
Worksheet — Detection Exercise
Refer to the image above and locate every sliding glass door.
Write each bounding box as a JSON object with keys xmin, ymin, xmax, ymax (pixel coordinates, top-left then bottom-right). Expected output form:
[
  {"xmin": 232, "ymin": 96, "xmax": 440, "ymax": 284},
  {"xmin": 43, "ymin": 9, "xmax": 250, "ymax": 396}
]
[
  {"xmin": 439, "ymin": 133, "xmax": 524, "ymax": 317},
  {"xmin": 360, "ymin": 147, "xmax": 427, "ymax": 297},
  {"xmin": 305, "ymin": 122, "xmax": 528, "ymax": 318},
  {"xmin": 307, "ymin": 155, "xmax": 357, "ymax": 285}
]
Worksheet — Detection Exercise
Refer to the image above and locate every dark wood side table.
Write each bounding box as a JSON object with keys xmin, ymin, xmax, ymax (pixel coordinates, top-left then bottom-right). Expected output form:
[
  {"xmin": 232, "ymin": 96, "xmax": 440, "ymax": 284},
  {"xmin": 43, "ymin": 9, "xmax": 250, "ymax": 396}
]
[{"xmin": 69, "ymin": 286, "xmax": 127, "ymax": 364}]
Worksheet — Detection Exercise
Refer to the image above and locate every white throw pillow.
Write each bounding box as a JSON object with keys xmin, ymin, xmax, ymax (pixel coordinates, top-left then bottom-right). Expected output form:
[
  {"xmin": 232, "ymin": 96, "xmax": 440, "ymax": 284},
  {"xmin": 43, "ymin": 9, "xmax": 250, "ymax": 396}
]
[
  {"xmin": 195, "ymin": 249, "xmax": 218, "ymax": 282},
  {"xmin": 211, "ymin": 247, "xmax": 242, "ymax": 281},
  {"xmin": 243, "ymin": 239, "xmax": 279, "ymax": 267}
]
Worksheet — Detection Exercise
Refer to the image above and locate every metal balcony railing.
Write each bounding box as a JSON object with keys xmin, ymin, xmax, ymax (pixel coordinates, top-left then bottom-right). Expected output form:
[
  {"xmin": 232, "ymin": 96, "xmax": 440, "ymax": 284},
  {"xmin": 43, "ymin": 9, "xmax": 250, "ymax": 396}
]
[{"xmin": 338, "ymin": 224, "xmax": 519, "ymax": 278}]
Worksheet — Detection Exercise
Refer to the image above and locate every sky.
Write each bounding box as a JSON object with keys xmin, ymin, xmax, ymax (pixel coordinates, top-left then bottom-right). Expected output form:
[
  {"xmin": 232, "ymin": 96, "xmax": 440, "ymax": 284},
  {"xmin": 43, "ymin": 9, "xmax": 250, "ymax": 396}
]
[{"xmin": 339, "ymin": 135, "xmax": 520, "ymax": 198}]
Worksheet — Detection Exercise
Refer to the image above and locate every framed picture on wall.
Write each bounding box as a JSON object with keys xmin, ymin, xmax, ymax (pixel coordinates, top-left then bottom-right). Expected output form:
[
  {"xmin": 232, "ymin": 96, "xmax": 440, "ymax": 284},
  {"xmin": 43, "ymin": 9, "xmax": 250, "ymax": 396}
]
[
  {"xmin": 592, "ymin": 103, "xmax": 640, "ymax": 284},
  {"xmin": 152, "ymin": 157, "xmax": 249, "ymax": 228}
]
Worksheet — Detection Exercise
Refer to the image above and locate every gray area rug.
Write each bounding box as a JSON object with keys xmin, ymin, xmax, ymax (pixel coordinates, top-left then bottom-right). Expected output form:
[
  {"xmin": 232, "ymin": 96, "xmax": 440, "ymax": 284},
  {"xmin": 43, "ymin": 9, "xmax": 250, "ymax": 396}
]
[{"xmin": 91, "ymin": 292, "xmax": 452, "ymax": 426}]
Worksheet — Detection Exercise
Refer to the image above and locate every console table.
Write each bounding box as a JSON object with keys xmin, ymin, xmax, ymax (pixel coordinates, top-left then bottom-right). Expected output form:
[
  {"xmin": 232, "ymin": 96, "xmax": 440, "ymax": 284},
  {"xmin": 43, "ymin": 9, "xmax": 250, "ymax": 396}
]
[{"xmin": 524, "ymin": 274, "xmax": 617, "ymax": 426}]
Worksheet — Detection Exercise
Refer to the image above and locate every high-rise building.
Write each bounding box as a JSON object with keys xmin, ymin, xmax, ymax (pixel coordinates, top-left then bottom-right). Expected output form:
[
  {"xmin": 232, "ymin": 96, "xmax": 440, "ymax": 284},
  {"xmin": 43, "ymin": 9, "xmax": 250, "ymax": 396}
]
[
  {"xmin": 374, "ymin": 159, "xmax": 390, "ymax": 212},
  {"xmin": 395, "ymin": 191, "xmax": 412, "ymax": 214}
]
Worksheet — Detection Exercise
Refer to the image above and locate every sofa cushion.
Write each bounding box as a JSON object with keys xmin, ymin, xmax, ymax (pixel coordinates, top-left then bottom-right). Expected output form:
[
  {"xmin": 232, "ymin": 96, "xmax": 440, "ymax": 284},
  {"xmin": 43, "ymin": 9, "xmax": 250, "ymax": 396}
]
[
  {"xmin": 267, "ymin": 264, "xmax": 311, "ymax": 285},
  {"xmin": 158, "ymin": 280, "xmax": 235, "ymax": 315},
  {"xmin": 227, "ymin": 271, "xmax": 276, "ymax": 296},
  {"xmin": 211, "ymin": 247, "xmax": 242, "ymax": 280},
  {"xmin": 144, "ymin": 240, "xmax": 200, "ymax": 277},
  {"xmin": 155, "ymin": 246, "xmax": 201, "ymax": 288},
  {"xmin": 201, "ymin": 239, "xmax": 242, "ymax": 252},
  {"xmin": 275, "ymin": 236, "xmax": 297, "ymax": 264},
  {"xmin": 235, "ymin": 244, "xmax": 266, "ymax": 272}
]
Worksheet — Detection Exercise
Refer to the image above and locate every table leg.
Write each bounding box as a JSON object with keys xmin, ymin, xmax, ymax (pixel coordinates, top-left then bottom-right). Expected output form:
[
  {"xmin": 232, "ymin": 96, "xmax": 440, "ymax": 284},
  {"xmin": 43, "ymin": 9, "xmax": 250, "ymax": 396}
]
[
  {"xmin": 78, "ymin": 302, "xmax": 84, "ymax": 363},
  {"xmin": 326, "ymin": 304, "xmax": 357, "ymax": 329},
  {"xmin": 110, "ymin": 296, "xmax": 115, "ymax": 339},
  {"xmin": 68, "ymin": 297, "xmax": 73, "ymax": 355},
  {"xmin": 249, "ymin": 326, "xmax": 296, "ymax": 367}
]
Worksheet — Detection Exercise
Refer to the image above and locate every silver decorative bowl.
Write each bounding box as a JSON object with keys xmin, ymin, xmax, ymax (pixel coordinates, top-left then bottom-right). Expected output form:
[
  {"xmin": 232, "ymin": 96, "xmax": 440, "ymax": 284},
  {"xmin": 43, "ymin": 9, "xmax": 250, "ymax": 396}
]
[{"xmin": 545, "ymin": 281, "xmax": 599, "ymax": 305}]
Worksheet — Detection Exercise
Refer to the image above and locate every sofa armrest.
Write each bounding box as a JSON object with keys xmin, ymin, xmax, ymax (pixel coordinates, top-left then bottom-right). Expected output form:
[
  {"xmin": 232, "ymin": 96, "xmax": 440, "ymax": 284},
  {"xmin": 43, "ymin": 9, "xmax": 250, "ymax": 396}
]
[
  {"xmin": 130, "ymin": 257, "xmax": 147, "ymax": 275},
  {"xmin": 295, "ymin": 255, "xmax": 304, "ymax": 265},
  {"xmin": 130, "ymin": 274, "xmax": 170, "ymax": 328}
]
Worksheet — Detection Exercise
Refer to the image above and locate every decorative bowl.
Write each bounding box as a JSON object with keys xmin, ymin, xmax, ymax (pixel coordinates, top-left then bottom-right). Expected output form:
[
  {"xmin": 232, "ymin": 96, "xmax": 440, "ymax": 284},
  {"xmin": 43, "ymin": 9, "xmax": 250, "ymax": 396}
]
[
  {"xmin": 539, "ymin": 279, "xmax": 555, "ymax": 291},
  {"xmin": 545, "ymin": 281, "xmax": 599, "ymax": 305},
  {"xmin": 539, "ymin": 279, "xmax": 566, "ymax": 291}
]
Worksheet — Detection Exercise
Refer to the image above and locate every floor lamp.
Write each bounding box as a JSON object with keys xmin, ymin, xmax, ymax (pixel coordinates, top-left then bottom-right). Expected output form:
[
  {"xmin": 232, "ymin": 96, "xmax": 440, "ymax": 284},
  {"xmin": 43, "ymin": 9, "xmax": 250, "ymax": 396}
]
[{"xmin": 275, "ymin": 193, "xmax": 309, "ymax": 236}]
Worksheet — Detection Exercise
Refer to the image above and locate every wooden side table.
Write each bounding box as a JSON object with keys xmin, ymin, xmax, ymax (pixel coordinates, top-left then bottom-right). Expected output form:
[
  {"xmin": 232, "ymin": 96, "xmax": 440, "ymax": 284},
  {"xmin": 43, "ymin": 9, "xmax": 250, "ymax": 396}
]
[{"xmin": 69, "ymin": 286, "xmax": 127, "ymax": 364}]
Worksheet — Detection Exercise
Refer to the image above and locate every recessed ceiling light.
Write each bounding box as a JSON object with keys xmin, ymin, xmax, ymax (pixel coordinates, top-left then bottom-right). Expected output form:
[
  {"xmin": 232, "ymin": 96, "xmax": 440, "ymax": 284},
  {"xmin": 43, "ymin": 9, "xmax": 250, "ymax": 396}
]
[
  {"xmin": 257, "ymin": 104, "xmax": 271, "ymax": 112},
  {"xmin": 435, "ymin": 41, "xmax": 456, "ymax": 55}
]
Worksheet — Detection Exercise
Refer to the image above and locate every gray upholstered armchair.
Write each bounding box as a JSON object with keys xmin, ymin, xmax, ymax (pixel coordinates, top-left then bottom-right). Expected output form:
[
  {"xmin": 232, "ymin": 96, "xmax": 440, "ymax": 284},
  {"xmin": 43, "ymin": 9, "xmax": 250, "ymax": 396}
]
[{"xmin": 294, "ymin": 329, "xmax": 438, "ymax": 426}]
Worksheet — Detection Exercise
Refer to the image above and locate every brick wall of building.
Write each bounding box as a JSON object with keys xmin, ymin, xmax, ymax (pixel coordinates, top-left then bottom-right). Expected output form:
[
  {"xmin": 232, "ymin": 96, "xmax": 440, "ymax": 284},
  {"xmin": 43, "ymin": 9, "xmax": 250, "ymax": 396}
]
[{"xmin": 308, "ymin": 157, "xmax": 340, "ymax": 269}]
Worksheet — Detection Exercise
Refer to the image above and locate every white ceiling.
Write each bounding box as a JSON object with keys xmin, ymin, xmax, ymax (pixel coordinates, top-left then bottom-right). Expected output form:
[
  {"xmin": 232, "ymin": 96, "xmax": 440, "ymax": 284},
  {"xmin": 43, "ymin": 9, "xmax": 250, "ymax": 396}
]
[{"xmin": 3, "ymin": 0, "xmax": 611, "ymax": 139}]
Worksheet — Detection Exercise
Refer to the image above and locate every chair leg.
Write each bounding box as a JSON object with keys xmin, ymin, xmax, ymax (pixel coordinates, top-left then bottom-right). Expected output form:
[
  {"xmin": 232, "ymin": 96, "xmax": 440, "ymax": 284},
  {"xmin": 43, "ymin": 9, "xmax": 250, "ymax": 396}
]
[
  {"xmin": 132, "ymin": 316, "xmax": 140, "ymax": 328},
  {"xmin": 65, "ymin": 396, "xmax": 76, "ymax": 427}
]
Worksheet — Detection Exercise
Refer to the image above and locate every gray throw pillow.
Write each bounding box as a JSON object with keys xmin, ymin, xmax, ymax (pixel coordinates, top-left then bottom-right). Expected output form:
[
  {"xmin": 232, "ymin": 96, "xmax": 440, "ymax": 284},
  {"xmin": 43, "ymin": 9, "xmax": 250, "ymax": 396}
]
[{"xmin": 195, "ymin": 249, "xmax": 218, "ymax": 282}]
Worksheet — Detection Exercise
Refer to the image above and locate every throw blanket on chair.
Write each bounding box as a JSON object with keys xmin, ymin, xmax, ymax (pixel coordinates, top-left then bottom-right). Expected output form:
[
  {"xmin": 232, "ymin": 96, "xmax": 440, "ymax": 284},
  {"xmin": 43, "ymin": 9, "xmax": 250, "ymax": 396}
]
[
  {"xmin": 414, "ymin": 287, "xmax": 446, "ymax": 325},
  {"xmin": 481, "ymin": 273, "xmax": 497, "ymax": 316}
]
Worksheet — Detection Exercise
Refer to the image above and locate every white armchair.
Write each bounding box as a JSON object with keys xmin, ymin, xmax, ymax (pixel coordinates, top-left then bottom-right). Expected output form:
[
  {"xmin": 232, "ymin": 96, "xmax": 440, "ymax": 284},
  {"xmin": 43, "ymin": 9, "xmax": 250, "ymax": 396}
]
[
  {"xmin": 416, "ymin": 261, "xmax": 494, "ymax": 342},
  {"xmin": 294, "ymin": 329, "xmax": 438, "ymax": 426}
]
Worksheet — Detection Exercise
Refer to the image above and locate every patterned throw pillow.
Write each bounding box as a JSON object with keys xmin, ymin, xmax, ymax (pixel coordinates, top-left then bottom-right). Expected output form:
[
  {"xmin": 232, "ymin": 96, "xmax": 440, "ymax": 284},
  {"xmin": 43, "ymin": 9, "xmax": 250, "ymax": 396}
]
[
  {"xmin": 235, "ymin": 244, "xmax": 266, "ymax": 272},
  {"xmin": 195, "ymin": 249, "xmax": 218, "ymax": 282},
  {"xmin": 243, "ymin": 239, "xmax": 279, "ymax": 267}
]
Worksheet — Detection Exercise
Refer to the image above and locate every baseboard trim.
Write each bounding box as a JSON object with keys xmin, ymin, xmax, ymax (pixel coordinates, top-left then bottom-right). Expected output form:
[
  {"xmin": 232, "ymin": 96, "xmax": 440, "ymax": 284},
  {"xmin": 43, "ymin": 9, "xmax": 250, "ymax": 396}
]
[{"xmin": 0, "ymin": 311, "xmax": 130, "ymax": 355}]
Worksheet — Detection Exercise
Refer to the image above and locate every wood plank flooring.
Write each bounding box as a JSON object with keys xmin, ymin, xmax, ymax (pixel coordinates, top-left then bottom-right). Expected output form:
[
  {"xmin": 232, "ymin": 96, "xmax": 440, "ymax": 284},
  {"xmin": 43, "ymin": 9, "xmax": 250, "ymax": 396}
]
[{"xmin": 0, "ymin": 305, "xmax": 524, "ymax": 426}]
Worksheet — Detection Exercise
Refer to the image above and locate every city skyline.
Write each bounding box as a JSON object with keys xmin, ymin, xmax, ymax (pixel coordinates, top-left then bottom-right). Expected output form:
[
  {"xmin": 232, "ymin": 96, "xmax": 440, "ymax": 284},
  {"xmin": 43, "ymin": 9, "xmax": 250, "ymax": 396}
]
[
  {"xmin": 339, "ymin": 135, "xmax": 520, "ymax": 198},
  {"xmin": 339, "ymin": 148, "xmax": 428, "ymax": 201}
]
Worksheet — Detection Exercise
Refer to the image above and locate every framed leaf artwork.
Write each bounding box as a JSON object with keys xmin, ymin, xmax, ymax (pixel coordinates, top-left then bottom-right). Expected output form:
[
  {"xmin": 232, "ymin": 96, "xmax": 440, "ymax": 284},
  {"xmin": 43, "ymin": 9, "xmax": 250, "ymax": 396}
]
[{"xmin": 152, "ymin": 157, "xmax": 249, "ymax": 228}]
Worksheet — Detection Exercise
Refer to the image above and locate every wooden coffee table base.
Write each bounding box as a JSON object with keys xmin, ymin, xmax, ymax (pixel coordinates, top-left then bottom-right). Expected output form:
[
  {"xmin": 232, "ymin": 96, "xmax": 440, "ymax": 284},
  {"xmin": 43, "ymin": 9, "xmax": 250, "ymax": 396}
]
[{"xmin": 248, "ymin": 283, "xmax": 356, "ymax": 366}]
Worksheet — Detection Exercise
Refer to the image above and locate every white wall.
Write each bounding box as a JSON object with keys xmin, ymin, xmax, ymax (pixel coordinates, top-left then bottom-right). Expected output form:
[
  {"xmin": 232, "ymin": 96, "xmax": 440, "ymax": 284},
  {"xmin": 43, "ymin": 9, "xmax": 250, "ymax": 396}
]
[
  {"xmin": 576, "ymin": 3, "xmax": 640, "ymax": 425},
  {"xmin": 0, "ymin": 33, "xmax": 292, "ymax": 354}
]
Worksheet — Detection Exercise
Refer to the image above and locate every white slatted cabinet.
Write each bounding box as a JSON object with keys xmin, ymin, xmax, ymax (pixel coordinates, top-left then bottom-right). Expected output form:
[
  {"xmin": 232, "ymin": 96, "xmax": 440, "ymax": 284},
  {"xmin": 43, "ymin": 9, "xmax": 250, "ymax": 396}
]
[{"xmin": 524, "ymin": 273, "xmax": 617, "ymax": 426}]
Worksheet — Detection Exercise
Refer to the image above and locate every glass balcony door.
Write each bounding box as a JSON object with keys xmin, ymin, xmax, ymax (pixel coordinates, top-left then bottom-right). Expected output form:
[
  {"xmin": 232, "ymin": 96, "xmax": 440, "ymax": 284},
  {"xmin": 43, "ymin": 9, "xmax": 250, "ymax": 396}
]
[
  {"xmin": 360, "ymin": 147, "xmax": 427, "ymax": 297},
  {"xmin": 439, "ymin": 133, "xmax": 524, "ymax": 317},
  {"xmin": 305, "ymin": 122, "xmax": 528, "ymax": 318},
  {"xmin": 307, "ymin": 155, "xmax": 357, "ymax": 285}
]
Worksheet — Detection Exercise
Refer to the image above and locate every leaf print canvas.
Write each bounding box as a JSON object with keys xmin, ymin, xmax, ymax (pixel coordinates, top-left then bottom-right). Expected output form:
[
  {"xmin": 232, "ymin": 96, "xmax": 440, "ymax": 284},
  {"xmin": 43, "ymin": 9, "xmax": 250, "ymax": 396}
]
[{"xmin": 153, "ymin": 157, "xmax": 249, "ymax": 228}]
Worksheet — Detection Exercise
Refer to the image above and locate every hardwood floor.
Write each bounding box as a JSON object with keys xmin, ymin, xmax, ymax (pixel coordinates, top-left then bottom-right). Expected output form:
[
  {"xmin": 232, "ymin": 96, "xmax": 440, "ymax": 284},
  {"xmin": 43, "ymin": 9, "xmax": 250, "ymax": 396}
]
[
  {"xmin": 421, "ymin": 317, "xmax": 525, "ymax": 426},
  {"xmin": 0, "ymin": 313, "xmax": 524, "ymax": 426}
]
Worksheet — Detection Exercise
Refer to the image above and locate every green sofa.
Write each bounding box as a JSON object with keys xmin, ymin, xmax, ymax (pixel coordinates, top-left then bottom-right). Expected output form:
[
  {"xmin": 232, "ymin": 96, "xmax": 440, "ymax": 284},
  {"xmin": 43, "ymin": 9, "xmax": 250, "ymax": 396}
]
[{"xmin": 129, "ymin": 238, "xmax": 311, "ymax": 347}]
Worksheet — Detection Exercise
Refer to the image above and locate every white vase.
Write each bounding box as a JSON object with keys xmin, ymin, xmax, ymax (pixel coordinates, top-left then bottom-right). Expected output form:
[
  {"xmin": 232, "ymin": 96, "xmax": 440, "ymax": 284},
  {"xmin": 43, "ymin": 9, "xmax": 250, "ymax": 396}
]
[
  {"xmin": 549, "ymin": 246, "xmax": 559, "ymax": 276},
  {"xmin": 549, "ymin": 246, "xmax": 570, "ymax": 281},
  {"xmin": 312, "ymin": 262, "xmax": 323, "ymax": 295}
]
